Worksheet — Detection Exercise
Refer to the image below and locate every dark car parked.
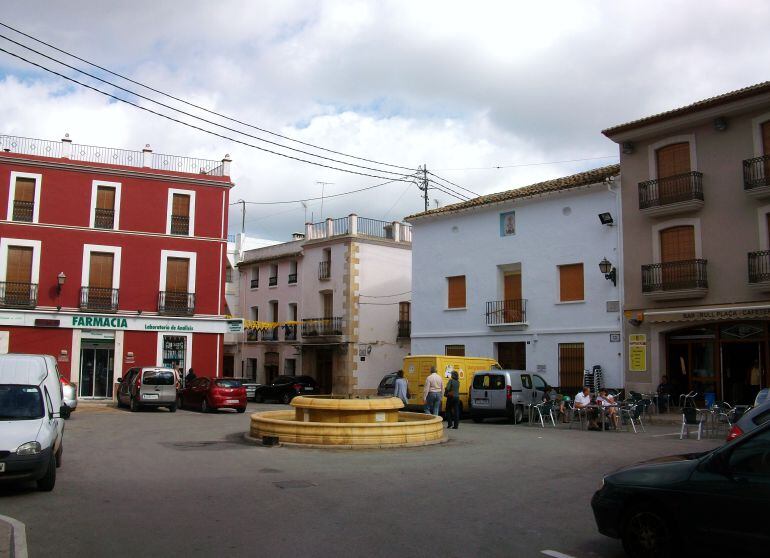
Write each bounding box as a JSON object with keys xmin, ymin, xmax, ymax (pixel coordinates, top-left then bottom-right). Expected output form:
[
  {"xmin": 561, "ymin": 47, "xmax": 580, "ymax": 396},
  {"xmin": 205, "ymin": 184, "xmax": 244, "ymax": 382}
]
[
  {"xmin": 592, "ymin": 421, "xmax": 770, "ymax": 558},
  {"xmin": 376, "ymin": 373, "xmax": 397, "ymax": 397},
  {"xmin": 177, "ymin": 377, "xmax": 247, "ymax": 413},
  {"xmin": 252, "ymin": 375, "xmax": 318, "ymax": 404}
]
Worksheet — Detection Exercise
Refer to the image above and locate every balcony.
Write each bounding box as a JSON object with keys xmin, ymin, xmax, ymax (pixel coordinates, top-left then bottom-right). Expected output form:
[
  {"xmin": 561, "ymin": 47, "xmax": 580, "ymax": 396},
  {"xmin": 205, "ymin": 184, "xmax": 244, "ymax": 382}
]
[
  {"xmin": 0, "ymin": 282, "xmax": 37, "ymax": 308},
  {"xmin": 642, "ymin": 259, "xmax": 708, "ymax": 300},
  {"xmin": 250, "ymin": 278, "xmax": 259, "ymax": 289},
  {"xmin": 94, "ymin": 207, "xmax": 115, "ymax": 229},
  {"xmin": 79, "ymin": 287, "xmax": 119, "ymax": 312},
  {"xmin": 158, "ymin": 291, "xmax": 195, "ymax": 316},
  {"xmin": 302, "ymin": 317, "xmax": 344, "ymax": 337},
  {"xmin": 285, "ymin": 325, "xmax": 297, "ymax": 341},
  {"xmin": 12, "ymin": 200, "xmax": 34, "ymax": 222},
  {"xmin": 319, "ymin": 261, "xmax": 331, "ymax": 280},
  {"xmin": 743, "ymin": 155, "xmax": 770, "ymax": 199},
  {"xmin": 397, "ymin": 320, "xmax": 411, "ymax": 339},
  {"xmin": 268, "ymin": 276, "xmax": 278, "ymax": 287},
  {"xmin": 262, "ymin": 327, "xmax": 278, "ymax": 341},
  {"xmin": 170, "ymin": 214, "xmax": 189, "ymax": 235},
  {"xmin": 748, "ymin": 251, "xmax": 770, "ymax": 292},
  {"xmin": 246, "ymin": 329, "xmax": 259, "ymax": 342},
  {"xmin": 485, "ymin": 299, "xmax": 528, "ymax": 326},
  {"xmin": 288, "ymin": 273, "xmax": 297, "ymax": 284},
  {"xmin": 638, "ymin": 171, "xmax": 704, "ymax": 216}
]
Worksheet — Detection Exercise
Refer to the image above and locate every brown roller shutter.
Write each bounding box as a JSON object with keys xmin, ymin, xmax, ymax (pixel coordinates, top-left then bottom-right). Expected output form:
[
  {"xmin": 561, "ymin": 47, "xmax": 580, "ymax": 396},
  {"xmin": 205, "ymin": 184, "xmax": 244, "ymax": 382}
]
[
  {"xmin": 503, "ymin": 273, "xmax": 522, "ymax": 322},
  {"xmin": 172, "ymin": 194, "xmax": 190, "ymax": 217},
  {"xmin": 166, "ymin": 258, "xmax": 189, "ymax": 292},
  {"xmin": 89, "ymin": 252, "xmax": 114, "ymax": 289},
  {"xmin": 559, "ymin": 264, "xmax": 584, "ymax": 302},
  {"xmin": 656, "ymin": 142, "xmax": 691, "ymax": 178},
  {"xmin": 6, "ymin": 246, "xmax": 33, "ymax": 284},
  {"xmin": 445, "ymin": 345, "xmax": 465, "ymax": 357},
  {"xmin": 399, "ymin": 301, "xmax": 410, "ymax": 322},
  {"xmin": 96, "ymin": 186, "xmax": 115, "ymax": 210},
  {"xmin": 14, "ymin": 178, "xmax": 35, "ymax": 202},
  {"xmin": 559, "ymin": 343, "xmax": 584, "ymax": 389},
  {"xmin": 660, "ymin": 226, "xmax": 695, "ymax": 263},
  {"xmin": 447, "ymin": 275, "xmax": 466, "ymax": 308}
]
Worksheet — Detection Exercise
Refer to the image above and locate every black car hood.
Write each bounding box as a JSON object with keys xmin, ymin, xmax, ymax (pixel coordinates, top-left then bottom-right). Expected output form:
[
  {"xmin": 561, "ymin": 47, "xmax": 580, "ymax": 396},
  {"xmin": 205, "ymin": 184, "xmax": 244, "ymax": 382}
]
[{"xmin": 606, "ymin": 451, "xmax": 710, "ymax": 487}]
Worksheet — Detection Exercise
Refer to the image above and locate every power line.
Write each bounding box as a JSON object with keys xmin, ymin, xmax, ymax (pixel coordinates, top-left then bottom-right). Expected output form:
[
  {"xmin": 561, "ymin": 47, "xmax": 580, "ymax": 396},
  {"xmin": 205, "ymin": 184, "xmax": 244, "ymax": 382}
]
[
  {"xmin": 0, "ymin": 46, "xmax": 418, "ymax": 182},
  {"xmin": 0, "ymin": 20, "xmax": 415, "ymax": 172},
  {"xmin": 427, "ymin": 171, "xmax": 480, "ymax": 197},
  {"xmin": 427, "ymin": 180, "xmax": 471, "ymax": 202},
  {"xmin": 0, "ymin": 33, "xmax": 412, "ymax": 179},
  {"xmin": 433, "ymin": 155, "xmax": 619, "ymax": 171}
]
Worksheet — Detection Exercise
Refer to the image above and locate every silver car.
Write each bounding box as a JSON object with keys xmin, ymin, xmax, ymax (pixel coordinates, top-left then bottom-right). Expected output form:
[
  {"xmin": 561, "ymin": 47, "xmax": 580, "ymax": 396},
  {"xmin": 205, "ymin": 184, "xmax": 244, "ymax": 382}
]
[
  {"xmin": 60, "ymin": 376, "xmax": 77, "ymax": 418},
  {"xmin": 469, "ymin": 369, "xmax": 547, "ymax": 423},
  {"xmin": 116, "ymin": 367, "xmax": 178, "ymax": 412}
]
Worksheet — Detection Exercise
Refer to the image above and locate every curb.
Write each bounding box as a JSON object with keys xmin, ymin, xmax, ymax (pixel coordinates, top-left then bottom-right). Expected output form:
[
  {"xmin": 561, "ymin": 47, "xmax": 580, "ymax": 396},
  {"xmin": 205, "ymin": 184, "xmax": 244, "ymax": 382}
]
[{"xmin": 0, "ymin": 515, "xmax": 28, "ymax": 558}]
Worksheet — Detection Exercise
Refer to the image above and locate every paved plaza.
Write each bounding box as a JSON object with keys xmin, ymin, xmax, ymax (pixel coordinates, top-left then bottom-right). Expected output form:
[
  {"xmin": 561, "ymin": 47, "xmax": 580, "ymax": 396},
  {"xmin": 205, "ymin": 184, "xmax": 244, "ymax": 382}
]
[{"xmin": 1, "ymin": 403, "xmax": 721, "ymax": 558}]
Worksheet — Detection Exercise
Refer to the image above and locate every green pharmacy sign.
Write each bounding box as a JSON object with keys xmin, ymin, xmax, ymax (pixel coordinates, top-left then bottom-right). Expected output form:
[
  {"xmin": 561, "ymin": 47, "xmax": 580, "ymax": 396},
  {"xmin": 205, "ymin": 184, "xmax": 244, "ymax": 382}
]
[{"xmin": 72, "ymin": 315, "xmax": 129, "ymax": 329}]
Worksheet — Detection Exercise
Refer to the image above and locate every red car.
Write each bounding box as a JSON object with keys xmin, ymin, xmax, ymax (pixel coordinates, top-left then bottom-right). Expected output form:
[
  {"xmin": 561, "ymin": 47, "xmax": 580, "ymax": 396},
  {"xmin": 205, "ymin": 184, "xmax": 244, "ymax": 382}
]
[{"xmin": 177, "ymin": 378, "xmax": 247, "ymax": 413}]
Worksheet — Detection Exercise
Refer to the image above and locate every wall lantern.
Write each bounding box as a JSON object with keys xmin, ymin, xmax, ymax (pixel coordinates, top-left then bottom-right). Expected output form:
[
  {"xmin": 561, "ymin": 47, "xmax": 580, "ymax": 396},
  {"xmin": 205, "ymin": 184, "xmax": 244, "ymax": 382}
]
[
  {"xmin": 56, "ymin": 272, "xmax": 67, "ymax": 294},
  {"xmin": 599, "ymin": 257, "xmax": 617, "ymax": 286},
  {"xmin": 598, "ymin": 212, "xmax": 614, "ymax": 226},
  {"xmin": 621, "ymin": 141, "xmax": 634, "ymax": 154},
  {"xmin": 713, "ymin": 117, "xmax": 728, "ymax": 131}
]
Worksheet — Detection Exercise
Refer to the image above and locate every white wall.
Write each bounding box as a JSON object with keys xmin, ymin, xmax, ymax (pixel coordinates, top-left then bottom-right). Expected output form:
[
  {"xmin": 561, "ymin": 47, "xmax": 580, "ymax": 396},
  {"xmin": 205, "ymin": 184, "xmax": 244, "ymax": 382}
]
[
  {"xmin": 300, "ymin": 242, "xmax": 348, "ymax": 319},
  {"xmin": 410, "ymin": 184, "xmax": 623, "ymax": 388}
]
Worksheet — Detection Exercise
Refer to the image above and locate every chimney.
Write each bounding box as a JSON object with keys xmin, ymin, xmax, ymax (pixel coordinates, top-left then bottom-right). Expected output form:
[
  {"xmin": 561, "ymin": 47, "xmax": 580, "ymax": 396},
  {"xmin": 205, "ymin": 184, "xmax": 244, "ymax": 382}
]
[{"xmin": 292, "ymin": 232, "xmax": 306, "ymax": 241}]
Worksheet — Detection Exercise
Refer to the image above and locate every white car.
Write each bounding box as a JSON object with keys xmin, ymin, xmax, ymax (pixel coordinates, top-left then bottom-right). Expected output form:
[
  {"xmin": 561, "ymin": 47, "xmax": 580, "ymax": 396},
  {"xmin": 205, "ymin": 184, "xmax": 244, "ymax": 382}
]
[{"xmin": 0, "ymin": 354, "xmax": 65, "ymax": 491}]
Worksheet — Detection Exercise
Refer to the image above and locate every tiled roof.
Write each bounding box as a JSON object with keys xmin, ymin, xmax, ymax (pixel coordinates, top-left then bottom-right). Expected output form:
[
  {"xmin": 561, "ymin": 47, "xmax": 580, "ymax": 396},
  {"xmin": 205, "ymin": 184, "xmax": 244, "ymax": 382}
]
[
  {"xmin": 602, "ymin": 80, "xmax": 770, "ymax": 137},
  {"xmin": 405, "ymin": 164, "xmax": 620, "ymax": 221}
]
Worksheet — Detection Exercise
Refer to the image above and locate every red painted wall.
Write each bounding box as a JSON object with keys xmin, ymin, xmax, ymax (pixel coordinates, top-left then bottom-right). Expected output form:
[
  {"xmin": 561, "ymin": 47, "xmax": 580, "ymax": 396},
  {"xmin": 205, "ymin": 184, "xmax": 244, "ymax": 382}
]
[
  {"xmin": 122, "ymin": 330, "xmax": 159, "ymax": 372},
  {"xmin": 191, "ymin": 333, "xmax": 221, "ymax": 377},
  {"xmin": 2, "ymin": 326, "xmax": 73, "ymax": 376}
]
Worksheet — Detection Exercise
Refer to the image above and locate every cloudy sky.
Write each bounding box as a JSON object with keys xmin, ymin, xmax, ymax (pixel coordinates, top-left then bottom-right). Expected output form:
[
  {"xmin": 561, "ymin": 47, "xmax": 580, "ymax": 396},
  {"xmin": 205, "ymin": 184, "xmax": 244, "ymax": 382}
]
[{"xmin": 1, "ymin": 1, "xmax": 769, "ymax": 240}]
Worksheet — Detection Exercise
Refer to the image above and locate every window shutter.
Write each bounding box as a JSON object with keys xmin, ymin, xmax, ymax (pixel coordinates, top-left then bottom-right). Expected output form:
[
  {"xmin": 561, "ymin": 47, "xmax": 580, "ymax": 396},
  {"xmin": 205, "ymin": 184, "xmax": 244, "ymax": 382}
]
[
  {"xmin": 172, "ymin": 194, "xmax": 190, "ymax": 217},
  {"xmin": 14, "ymin": 178, "xmax": 35, "ymax": 202},
  {"xmin": 96, "ymin": 186, "xmax": 116, "ymax": 210},
  {"xmin": 166, "ymin": 257, "xmax": 190, "ymax": 292},
  {"xmin": 445, "ymin": 345, "xmax": 465, "ymax": 357},
  {"xmin": 6, "ymin": 246, "xmax": 33, "ymax": 283},
  {"xmin": 559, "ymin": 264, "xmax": 584, "ymax": 302},
  {"xmin": 656, "ymin": 142, "xmax": 691, "ymax": 178},
  {"xmin": 660, "ymin": 226, "xmax": 695, "ymax": 262},
  {"xmin": 447, "ymin": 275, "xmax": 466, "ymax": 308},
  {"xmin": 88, "ymin": 252, "xmax": 114, "ymax": 289},
  {"xmin": 558, "ymin": 343, "xmax": 584, "ymax": 389}
]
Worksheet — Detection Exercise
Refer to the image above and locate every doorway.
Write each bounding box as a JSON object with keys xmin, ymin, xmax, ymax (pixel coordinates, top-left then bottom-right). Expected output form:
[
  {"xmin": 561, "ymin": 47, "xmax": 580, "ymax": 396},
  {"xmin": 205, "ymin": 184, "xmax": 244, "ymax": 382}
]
[
  {"xmin": 722, "ymin": 342, "xmax": 762, "ymax": 405},
  {"xmin": 316, "ymin": 348, "xmax": 333, "ymax": 394},
  {"xmin": 265, "ymin": 351, "xmax": 279, "ymax": 384},
  {"xmin": 79, "ymin": 344, "xmax": 114, "ymax": 398},
  {"xmin": 497, "ymin": 342, "xmax": 526, "ymax": 370}
]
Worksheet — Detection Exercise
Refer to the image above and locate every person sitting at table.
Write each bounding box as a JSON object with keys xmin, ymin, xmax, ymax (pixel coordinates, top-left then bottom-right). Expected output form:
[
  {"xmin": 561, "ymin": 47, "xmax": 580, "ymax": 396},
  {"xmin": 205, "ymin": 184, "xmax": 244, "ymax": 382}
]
[
  {"xmin": 596, "ymin": 389, "xmax": 619, "ymax": 429},
  {"xmin": 574, "ymin": 387, "xmax": 599, "ymax": 430}
]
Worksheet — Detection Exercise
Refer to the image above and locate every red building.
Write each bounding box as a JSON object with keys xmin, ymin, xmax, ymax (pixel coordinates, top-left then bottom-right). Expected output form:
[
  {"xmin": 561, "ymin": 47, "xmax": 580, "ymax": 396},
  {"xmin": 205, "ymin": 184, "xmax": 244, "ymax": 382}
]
[{"xmin": 0, "ymin": 133, "xmax": 236, "ymax": 399}]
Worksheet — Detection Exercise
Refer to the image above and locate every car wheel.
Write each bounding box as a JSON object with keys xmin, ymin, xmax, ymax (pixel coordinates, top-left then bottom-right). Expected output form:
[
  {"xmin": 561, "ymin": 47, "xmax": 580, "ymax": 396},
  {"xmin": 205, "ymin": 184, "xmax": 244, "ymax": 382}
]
[
  {"xmin": 36, "ymin": 452, "xmax": 56, "ymax": 491},
  {"xmin": 61, "ymin": 405, "xmax": 71, "ymax": 419},
  {"xmin": 130, "ymin": 396, "xmax": 140, "ymax": 412},
  {"xmin": 509, "ymin": 405, "xmax": 524, "ymax": 424},
  {"xmin": 168, "ymin": 403, "xmax": 177, "ymax": 413},
  {"xmin": 622, "ymin": 507, "xmax": 674, "ymax": 558},
  {"xmin": 281, "ymin": 393, "xmax": 293, "ymax": 405},
  {"xmin": 254, "ymin": 393, "xmax": 264, "ymax": 403},
  {"xmin": 237, "ymin": 407, "xmax": 246, "ymax": 414},
  {"xmin": 201, "ymin": 399, "xmax": 210, "ymax": 413}
]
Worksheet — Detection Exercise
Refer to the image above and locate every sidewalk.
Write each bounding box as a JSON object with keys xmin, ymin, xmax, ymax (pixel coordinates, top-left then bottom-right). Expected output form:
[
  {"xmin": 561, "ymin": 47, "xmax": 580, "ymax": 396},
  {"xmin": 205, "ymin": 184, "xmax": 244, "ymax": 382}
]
[{"xmin": 0, "ymin": 514, "xmax": 26, "ymax": 558}]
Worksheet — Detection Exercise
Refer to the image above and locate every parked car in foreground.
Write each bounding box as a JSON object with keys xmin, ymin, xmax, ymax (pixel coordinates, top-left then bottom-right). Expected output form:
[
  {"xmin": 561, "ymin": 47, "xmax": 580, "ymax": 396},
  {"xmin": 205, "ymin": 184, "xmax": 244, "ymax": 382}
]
[
  {"xmin": 376, "ymin": 373, "xmax": 397, "ymax": 397},
  {"xmin": 59, "ymin": 375, "xmax": 77, "ymax": 418},
  {"xmin": 177, "ymin": 378, "xmax": 247, "ymax": 413},
  {"xmin": 469, "ymin": 369, "xmax": 547, "ymax": 423},
  {"xmin": 726, "ymin": 399, "xmax": 770, "ymax": 441},
  {"xmin": 116, "ymin": 367, "xmax": 177, "ymax": 412},
  {"xmin": 0, "ymin": 354, "xmax": 65, "ymax": 491},
  {"xmin": 253, "ymin": 375, "xmax": 318, "ymax": 404},
  {"xmin": 754, "ymin": 387, "xmax": 768, "ymax": 407},
  {"xmin": 592, "ymin": 421, "xmax": 770, "ymax": 557}
]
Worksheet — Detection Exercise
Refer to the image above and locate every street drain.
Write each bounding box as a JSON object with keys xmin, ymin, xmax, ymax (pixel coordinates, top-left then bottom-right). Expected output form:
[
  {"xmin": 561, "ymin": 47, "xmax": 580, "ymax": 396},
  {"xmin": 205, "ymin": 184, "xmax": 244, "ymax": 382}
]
[{"xmin": 273, "ymin": 480, "xmax": 315, "ymax": 489}]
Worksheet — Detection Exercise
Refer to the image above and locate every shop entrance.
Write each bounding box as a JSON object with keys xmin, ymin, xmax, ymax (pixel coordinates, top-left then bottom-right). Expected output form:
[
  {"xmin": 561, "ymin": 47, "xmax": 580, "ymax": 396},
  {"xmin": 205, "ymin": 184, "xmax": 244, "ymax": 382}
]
[
  {"xmin": 79, "ymin": 343, "xmax": 114, "ymax": 398},
  {"xmin": 722, "ymin": 342, "xmax": 762, "ymax": 405},
  {"xmin": 161, "ymin": 335, "xmax": 187, "ymax": 379}
]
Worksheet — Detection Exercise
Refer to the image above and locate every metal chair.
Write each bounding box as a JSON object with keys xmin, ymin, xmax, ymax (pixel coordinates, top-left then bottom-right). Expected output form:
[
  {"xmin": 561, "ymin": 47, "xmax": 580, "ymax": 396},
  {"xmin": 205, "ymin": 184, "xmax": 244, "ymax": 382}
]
[
  {"xmin": 680, "ymin": 406, "xmax": 705, "ymax": 440},
  {"xmin": 620, "ymin": 403, "xmax": 646, "ymax": 434},
  {"xmin": 679, "ymin": 391, "xmax": 697, "ymax": 409},
  {"xmin": 532, "ymin": 401, "xmax": 557, "ymax": 428},
  {"xmin": 568, "ymin": 402, "xmax": 587, "ymax": 430}
]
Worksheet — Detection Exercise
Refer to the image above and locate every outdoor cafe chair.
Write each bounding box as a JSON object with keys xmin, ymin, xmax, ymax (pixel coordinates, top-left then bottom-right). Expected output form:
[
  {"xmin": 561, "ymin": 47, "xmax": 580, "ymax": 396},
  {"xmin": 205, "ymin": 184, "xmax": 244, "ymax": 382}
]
[
  {"xmin": 620, "ymin": 403, "xmax": 646, "ymax": 434},
  {"xmin": 679, "ymin": 391, "xmax": 697, "ymax": 409},
  {"xmin": 532, "ymin": 400, "xmax": 557, "ymax": 428},
  {"xmin": 568, "ymin": 402, "xmax": 587, "ymax": 430},
  {"xmin": 680, "ymin": 406, "xmax": 706, "ymax": 440}
]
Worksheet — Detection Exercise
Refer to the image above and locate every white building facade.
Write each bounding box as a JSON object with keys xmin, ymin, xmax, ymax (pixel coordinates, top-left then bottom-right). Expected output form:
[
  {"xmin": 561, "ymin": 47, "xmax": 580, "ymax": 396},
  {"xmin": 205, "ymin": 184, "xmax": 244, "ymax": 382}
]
[
  {"xmin": 406, "ymin": 165, "xmax": 625, "ymax": 391},
  {"xmin": 238, "ymin": 215, "xmax": 412, "ymax": 394}
]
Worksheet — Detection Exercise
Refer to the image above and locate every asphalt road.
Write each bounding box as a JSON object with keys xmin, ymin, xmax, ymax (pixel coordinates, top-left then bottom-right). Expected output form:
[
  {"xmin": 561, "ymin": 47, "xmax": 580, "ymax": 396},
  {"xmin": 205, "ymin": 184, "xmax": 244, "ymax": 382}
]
[{"xmin": 0, "ymin": 403, "xmax": 721, "ymax": 558}]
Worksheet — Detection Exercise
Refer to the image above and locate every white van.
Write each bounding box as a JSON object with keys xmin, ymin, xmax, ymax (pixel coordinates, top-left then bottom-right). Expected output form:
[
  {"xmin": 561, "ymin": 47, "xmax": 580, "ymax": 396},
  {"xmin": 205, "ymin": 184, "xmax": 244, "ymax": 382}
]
[{"xmin": 0, "ymin": 354, "xmax": 65, "ymax": 491}]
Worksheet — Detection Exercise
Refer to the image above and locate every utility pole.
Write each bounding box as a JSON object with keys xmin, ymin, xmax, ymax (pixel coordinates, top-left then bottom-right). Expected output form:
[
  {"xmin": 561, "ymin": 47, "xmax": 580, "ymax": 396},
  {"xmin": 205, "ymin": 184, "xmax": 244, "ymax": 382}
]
[
  {"xmin": 238, "ymin": 199, "xmax": 246, "ymax": 234},
  {"xmin": 317, "ymin": 181, "xmax": 334, "ymax": 220},
  {"xmin": 420, "ymin": 164, "xmax": 429, "ymax": 212}
]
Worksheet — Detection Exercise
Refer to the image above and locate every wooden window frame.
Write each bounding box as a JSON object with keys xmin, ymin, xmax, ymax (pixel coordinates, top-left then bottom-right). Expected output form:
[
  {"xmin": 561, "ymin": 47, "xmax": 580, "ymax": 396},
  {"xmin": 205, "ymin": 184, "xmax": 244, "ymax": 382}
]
[
  {"xmin": 88, "ymin": 180, "xmax": 122, "ymax": 230},
  {"xmin": 445, "ymin": 344, "xmax": 466, "ymax": 357},
  {"xmin": 447, "ymin": 275, "xmax": 466, "ymax": 309},
  {"xmin": 558, "ymin": 263, "xmax": 584, "ymax": 303},
  {"xmin": 7, "ymin": 171, "xmax": 42, "ymax": 223},
  {"xmin": 0, "ymin": 238, "xmax": 41, "ymax": 284}
]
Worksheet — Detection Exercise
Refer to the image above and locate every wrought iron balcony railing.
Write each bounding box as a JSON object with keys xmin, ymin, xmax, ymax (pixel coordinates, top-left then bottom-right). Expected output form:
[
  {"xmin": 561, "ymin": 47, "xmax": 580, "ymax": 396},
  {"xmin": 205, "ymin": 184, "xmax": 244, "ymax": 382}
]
[
  {"xmin": 284, "ymin": 325, "xmax": 297, "ymax": 341},
  {"xmin": 12, "ymin": 200, "xmax": 34, "ymax": 222},
  {"xmin": 0, "ymin": 282, "xmax": 37, "ymax": 308},
  {"xmin": 288, "ymin": 273, "xmax": 297, "ymax": 284},
  {"xmin": 94, "ymin": 207, "xmax": 115, "ymax": 229},
  {"xmin": 158, "ymin": 291, "xmax": 195, "ymax": 316},
  {"xmin": 744, "ymin": 155, "xmax": 770, "ymax": 191},
  {"xmin": 397, "ymin": 320, "xmax": 411, "ymax": 338},
  {"xmin": 268, "ymin": 276, "xmax": 278, "ymax": 287},
  {"xmin": 638, "ymin": 171, "xmax": 703, "ymax": 209},
  {"xmin": 79, "ymin": 287, "xmax": 119, "ymax": 312},
  {"xmin": 262, "ymin": 327, "xmax": 278, "ymax": 341},
  {"xmin": 318, "ymin": 261, "xmax": 331, "ymax": 280},
  {"xmin": 302, "ymin": 317, "xmax": 344, "ymax": 337},
  {"xmin": 749, "ymin": 250, "xmax": 770, "ymax": 284},
  {"xmin": 170, "ymin": 214, "xmax": 190, "ymax": 235},
  {"xmin": 485, "ymin": 299, "xmax": 527, "ymax": 325},
  {"xmin": 642, "ymin": 259, "xmax": 708, "ymax": 292},
  {"xmin": 246, "ymin": 329, "xmax": 259, "ymax": 342},
  {"xmin": 250, "ymin": 278, "xmax": 259, "ymax": 289}
]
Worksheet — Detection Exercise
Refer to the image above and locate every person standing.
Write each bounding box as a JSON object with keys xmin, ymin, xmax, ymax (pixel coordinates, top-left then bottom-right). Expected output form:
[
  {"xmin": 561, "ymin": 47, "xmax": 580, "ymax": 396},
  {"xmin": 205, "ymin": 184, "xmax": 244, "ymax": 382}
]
[
  {"xmin": 393, "ymin": 370, "xmax": 409, "ymax": 406},
  {"xmin": 445, "ymin": 370, "xmax": 460, "ymax": 429},
  {"xmin": 749, "ymin": 360, "xmax": 761, "ymax": 402},
  {"xmin": 185, "ymin": 368, "xmax": 196, "ymax": 385},
  {"xmin": 423, "ymin": 367, "xmax": 443, "ymax": 416}
]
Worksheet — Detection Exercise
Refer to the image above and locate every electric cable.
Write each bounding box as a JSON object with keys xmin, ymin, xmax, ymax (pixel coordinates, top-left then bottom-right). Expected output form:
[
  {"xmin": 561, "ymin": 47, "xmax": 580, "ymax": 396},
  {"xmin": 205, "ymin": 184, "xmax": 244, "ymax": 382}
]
[
  {"xmin": 426, "ymin": 171, "xmax": 480, "ymax": 197},
  {"xmin": 433, "ymin": 155, "xmax": 619, "ymax": 171},
  {"xmin": 0, "ymin": 20, "xmax": 414, "ymax": 171}
]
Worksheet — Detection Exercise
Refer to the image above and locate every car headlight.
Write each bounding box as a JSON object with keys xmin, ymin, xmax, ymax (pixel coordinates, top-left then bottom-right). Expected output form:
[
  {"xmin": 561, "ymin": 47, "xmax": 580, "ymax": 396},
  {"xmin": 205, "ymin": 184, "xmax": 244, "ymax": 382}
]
[{"xmin": 16, "ymin": 441, "xmax": 42, "ymax": 455}]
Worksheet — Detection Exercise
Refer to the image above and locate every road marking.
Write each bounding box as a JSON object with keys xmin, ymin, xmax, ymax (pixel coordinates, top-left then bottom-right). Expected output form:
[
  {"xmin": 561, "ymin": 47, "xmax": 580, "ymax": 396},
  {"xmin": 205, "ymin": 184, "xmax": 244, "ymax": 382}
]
[
  {"xmin": 0, "ymin": 514, "xmax": 28, "ymax": 558},
  {"xmin": 541, "ymin": 551, "xmax": 577, "ymax": 558}
]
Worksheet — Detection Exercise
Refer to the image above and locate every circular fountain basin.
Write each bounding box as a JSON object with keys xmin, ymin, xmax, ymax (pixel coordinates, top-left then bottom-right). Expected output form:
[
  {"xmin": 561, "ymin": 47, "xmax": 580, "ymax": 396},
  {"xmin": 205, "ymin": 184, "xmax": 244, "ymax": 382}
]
[{"xmin": 249, "ymin": 396, "xmax": 446, "ymax": 448}]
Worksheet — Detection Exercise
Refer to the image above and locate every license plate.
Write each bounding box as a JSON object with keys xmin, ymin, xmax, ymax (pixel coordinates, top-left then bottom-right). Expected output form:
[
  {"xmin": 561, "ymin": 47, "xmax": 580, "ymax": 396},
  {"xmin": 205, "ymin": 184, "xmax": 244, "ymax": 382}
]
[
  {"xmin": 226, "ymin": 399, "xmax": 240, "ymax": 404},
  {"xmin": 303, "ymin": 387, "xmax": 313, "ymax": 391},
  {"xmin": 0, "ymin": 463, "xmax": 5, "ymax": 473},
  {"xmin": 142, "ymin": 393, "xmax": 159, "ymax": 400},
  {"xmin": 474, "ymin": 398, "xmax": 489, "ymax": 406}
]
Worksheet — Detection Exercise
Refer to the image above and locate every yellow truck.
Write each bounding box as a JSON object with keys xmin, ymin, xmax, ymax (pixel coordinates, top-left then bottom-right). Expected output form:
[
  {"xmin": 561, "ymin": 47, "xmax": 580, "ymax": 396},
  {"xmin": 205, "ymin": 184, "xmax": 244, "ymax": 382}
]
[{"xmin": 403, "ymin": 355, "xmax": 501, "ymax": 413}]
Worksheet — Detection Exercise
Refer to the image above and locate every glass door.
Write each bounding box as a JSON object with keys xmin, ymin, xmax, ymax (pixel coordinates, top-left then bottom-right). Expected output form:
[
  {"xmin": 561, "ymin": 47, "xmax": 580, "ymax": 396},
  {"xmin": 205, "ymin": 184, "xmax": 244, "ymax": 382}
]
[{"xmin": 79, "ymin": 347, "xmax": 114, "ymax": 398}]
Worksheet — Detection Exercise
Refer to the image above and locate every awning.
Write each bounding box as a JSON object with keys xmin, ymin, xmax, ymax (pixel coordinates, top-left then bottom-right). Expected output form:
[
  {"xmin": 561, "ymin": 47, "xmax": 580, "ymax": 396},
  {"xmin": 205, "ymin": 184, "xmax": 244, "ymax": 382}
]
[{"xmin": 643, "ymin": 302, "xmax": 770, "ymax": 324}]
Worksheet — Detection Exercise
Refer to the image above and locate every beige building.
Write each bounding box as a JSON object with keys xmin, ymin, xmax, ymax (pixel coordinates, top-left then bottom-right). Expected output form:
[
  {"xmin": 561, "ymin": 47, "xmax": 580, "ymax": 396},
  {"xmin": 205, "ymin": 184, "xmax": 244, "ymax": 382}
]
[{"xmin": 604, "ymin": 81, "xmax": 770, "ymax": 404}]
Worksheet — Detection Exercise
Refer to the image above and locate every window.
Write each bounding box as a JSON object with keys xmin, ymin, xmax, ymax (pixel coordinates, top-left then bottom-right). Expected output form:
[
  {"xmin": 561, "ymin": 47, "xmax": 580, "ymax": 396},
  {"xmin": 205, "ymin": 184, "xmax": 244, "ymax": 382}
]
[
  {"xmin": 285, "ymin": 358, "xmax": 296, "ymax": 375},
  {"xmin": 89, "ymin": 181, "xmax": 121, "ymax": 230},
  {"xmin": 166, "ymin": 189, "xmax": 196, "ymax": 236},
  {"xmin": 445, "ymin": 344, "xmax": 465, "ymax": 356},
  {"xmin": 85, "ymin": 251, "xmax": 117, "ymax": 310},
  {"xmin": 656, "ymin": 142, "xmax": 691, "ymax": 179},
  {"xmin": 728, "ymin": 427, "xmax": 770, "ymax": 476},
  {"xmin": 0, "ymin": 239, "xmax": 41, "ymax": 308},
  {"xmin": 288, "ymin": 260, "xmax": 298, "ymax": 284},
  {"xmin": 142, "ymin": 370, "xmax": 175, "ymax": 385},
  {"xmin": 225, "ymin": 266, "xmax": 233, "ymax": 283},
  {"xmin": 323, "ymin": 292, "xmax": 333, "ymax": 318},
  {"xmin": 399, "ymin": 301, "xmax": 411, "ymax": 322},
  {"xmin": 558, "ymin": 264, "xmax": 584, "ymax": 302},
  {"xmin": 660, "ymin": 226, "xmax": 695, "ymax": 262},
  {"xmin": 269, "ymin": 264, "xmax": 278, "ymax": 286},
  {"xmin": 160, "ymin": 250, "xmax": 196, "ymax": 315},
  {"xmin": 250, "ymin": 266, "xmax": 259, "ymax": 289},
  {"xmin": 447, "ymin": 275, "xmax": 466, "ymax": 309},
  {"xmin": 473, "ymin": 374, "xmax": 504, "ymax": 390},
  {"xmin": 7, "ymin": 172, "xmax": 41, "ymax": 223},
  {"xmin": 558, "ymin": 343, "xmax": 584, "ymax": 388},
  {"xmin": 247, "ymin": 358, "xmax": 258, "ymax": 380},
  {"xmin": 319, "ymin": 249, "xmax": 331, "ymax": 280}
]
